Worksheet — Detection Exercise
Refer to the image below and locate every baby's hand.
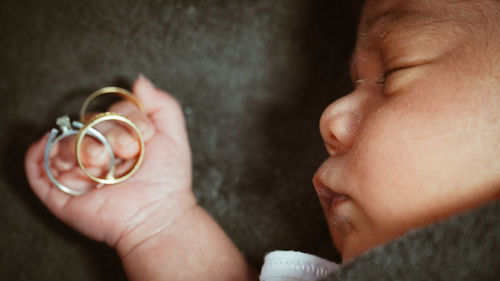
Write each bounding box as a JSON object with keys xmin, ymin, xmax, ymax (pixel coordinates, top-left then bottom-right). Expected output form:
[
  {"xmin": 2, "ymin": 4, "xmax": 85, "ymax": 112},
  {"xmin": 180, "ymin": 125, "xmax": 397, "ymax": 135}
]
[{"xmin": 24, "ymin": 76, "xmax": 195, "ymax": 256}]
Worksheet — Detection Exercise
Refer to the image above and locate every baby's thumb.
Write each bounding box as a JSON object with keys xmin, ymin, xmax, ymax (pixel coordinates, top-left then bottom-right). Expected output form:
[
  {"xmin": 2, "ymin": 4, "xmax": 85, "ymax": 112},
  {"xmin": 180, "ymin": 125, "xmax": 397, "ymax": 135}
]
[{"xmin": 132, "ymin": 75, "xmax": 188, "ymax": 145}]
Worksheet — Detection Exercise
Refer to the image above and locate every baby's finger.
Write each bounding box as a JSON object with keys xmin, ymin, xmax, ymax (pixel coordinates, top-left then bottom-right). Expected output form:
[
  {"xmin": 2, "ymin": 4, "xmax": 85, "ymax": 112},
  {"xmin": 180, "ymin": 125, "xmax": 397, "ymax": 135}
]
[
  {"xmin": 57, "ymin": 165, "xmax": 102, "ymax": 192},
  {"xmin": 105, "ymin": 125, "xmax": 141, "ymax": 159},
  {"xmin": 132, "ymin": 75, "xmax": 189, "ymax": 146},
  {"xmin": 52, "ymin": 137, "xmax": 76, "ymax": 172},
  {"xmin": 79, "ymin": 136, "xmax": 111, "ymax": 167},
  {"xmin": 108, "ymin": 100, "xmax": 155, "ymax": 142},
  {"xmin": 51, "ymin": 133, "xmax": 109, "ymax": 169},
  {"xmin": 77, "ymin": 100, "xmax": 154, "ymax": 162},
  {"xmin": 76, "ymin": 125, "xmax": 138, "ymax": 167}
]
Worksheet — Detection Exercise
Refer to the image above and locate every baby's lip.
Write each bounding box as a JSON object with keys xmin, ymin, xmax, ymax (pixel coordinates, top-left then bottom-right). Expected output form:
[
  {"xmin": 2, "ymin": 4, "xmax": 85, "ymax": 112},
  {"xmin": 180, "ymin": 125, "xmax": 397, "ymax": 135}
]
[
  {"xmin": 313, "ymin": 156, "xmax": 352, "ymax": 196},
  {"xmin": 314, "ymin": 179, "xmax": 354, "ymax": 237},
  {"xmin": 314, "ymin": 181, "xmax": 350, "ymax": 211}
]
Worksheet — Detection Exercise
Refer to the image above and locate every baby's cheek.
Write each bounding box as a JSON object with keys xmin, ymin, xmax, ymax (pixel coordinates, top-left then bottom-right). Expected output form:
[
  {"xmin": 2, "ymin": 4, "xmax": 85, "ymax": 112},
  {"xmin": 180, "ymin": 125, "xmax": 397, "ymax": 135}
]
[
  {"xmin": 350, "ymin": 96, "xmax": 485, "ymax": 234},
  {"xmin": 350, "ymin": 111, "xmax": 444, "ymax": 222}
]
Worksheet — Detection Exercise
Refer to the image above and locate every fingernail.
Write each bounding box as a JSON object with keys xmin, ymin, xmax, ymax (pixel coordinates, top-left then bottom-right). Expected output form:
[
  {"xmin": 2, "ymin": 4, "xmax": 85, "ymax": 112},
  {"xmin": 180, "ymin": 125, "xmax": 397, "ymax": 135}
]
[
  {"xmin": 54, "ymin": 157, "xmax": 75, "ymax": 172},
  {"xmin": 119, "ymin": 133, "xmax": 135, "ymax": 146},
  {"xmin": 87, "ymin": 142, "xmax": 104, "ymax": 157}
]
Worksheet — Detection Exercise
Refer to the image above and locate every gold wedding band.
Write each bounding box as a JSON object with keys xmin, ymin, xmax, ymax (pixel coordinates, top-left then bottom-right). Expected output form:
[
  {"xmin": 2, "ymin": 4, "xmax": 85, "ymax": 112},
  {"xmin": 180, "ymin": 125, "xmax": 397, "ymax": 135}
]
[
  {"xmin": 80, "ymin": 87, "xmax": 144, "ymax": 122},
  {"xmin": 75, "ymin": 112, "xmax": 145, "ymax": 185}
]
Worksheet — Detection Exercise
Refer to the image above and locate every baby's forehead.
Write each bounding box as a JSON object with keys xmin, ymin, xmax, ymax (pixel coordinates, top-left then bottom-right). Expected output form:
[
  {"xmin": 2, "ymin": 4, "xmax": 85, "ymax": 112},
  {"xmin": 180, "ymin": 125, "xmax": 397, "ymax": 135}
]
[
  {"xmin": 362, "ymin": 0, "xmax": 499, "ymax": 28},
  {"xmin": 350, "ymin": 0, "xmax": 500, "ymax": 87},
  {"xmin": 359, "ymin": 0, "xmax": 500, "ymax": 49}
]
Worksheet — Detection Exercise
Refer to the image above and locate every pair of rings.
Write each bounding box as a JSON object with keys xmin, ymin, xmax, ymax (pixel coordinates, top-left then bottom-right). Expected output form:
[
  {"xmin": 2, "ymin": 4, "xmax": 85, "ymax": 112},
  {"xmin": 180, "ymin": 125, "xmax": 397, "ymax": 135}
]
[{"xmin": 43, "ymin": 87, "xmax": 145, "ymax": 196}]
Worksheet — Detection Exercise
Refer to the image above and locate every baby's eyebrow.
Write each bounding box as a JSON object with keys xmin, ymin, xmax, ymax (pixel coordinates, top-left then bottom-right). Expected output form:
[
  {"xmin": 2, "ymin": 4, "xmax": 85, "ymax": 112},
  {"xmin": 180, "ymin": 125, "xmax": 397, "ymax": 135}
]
[{"xmin": 358, "ymin": 9, "xmax": 445, "ymax": 47}]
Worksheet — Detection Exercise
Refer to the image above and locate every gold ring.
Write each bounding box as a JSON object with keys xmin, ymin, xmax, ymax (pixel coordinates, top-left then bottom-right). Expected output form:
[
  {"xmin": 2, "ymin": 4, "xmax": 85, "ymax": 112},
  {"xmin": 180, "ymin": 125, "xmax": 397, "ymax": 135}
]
[
  {"xmin": 75, "ymin": 112, "xmax": 145, "ymax": 185},
  {"xmin": 80, "ymin": 87, "xmax": 144, "ymax": 122}
]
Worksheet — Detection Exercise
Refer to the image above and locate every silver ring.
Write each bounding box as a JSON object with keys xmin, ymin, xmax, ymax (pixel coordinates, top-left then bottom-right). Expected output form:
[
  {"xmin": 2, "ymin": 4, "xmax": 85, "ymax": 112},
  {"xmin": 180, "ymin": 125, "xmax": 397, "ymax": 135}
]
[{"xmin": 43, "ymin": 115, "xmax": 116, "ymax": 196}]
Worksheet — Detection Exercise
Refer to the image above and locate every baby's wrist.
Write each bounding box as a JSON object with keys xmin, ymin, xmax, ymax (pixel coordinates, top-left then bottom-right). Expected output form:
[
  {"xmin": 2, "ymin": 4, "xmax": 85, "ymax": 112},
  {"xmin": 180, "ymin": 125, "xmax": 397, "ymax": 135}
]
[{"xmin": 113, "ymin": 190, "xmax": 198, "ymax": 258}]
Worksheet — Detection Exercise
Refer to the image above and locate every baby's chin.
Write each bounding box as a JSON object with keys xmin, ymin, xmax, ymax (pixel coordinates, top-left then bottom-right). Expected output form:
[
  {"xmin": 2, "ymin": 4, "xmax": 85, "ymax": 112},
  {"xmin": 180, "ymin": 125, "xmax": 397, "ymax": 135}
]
[
  {"xmin": 335, "ymin": 232, "xmax": 385, "ymax": 263},
  {"xmin": 341, "ymin": 248, "xmax": 364, "ymax": 263},
  {"xmin": 329, "ymin": 228, "xmax": 365, "ymax": 263},
  {"xmin": 338, "ymin": 243, "xmax": 362, "ymax": 263}
]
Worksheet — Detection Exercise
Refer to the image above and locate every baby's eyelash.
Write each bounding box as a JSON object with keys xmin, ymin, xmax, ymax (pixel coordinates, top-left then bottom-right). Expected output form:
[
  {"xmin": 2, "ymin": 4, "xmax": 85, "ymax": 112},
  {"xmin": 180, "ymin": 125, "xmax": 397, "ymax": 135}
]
[
  {"xmin": 384, "ymin": 69, "xmax": 398, "ymax": 79},
  {"xmin": 370, "ymin": 69, "xmax": 400, "ymax": 87},
  {"xmin": 356, "ymin": 77, "xmax": 385, "ymax": 87},
  {"xmin": 355, "ymin": 65, "xmax": 405, "ymax": 87},
  {"xmin": 373, "ymin": 77, "xmax": 385, "ymax": 86}
]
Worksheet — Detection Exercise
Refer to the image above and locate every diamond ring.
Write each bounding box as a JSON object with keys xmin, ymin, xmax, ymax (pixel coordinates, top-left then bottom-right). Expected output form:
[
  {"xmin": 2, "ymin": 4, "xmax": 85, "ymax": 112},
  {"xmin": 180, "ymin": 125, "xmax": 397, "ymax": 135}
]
[{"xmin": 43, "ymin": 115, "xmax": 116, "ymax": 196}]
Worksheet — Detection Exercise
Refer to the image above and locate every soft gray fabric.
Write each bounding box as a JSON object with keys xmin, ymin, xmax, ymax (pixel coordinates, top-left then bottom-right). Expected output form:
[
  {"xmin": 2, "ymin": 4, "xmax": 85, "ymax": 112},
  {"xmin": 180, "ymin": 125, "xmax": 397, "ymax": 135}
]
[
  {"xmin": 0, "ymin": 0, "xmax": 363, "ymax": 280},
  {"xmin": 322, "ymin": 200, "xmax": 500, "ymax": 281}
]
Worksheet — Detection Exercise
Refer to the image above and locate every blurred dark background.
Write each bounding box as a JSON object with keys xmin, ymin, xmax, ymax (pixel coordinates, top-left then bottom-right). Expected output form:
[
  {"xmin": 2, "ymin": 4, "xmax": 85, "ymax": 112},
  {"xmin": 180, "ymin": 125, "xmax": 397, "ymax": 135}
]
[{"xmin": 0, "ymin": 0, "xmax": 363, "ymax": 280}]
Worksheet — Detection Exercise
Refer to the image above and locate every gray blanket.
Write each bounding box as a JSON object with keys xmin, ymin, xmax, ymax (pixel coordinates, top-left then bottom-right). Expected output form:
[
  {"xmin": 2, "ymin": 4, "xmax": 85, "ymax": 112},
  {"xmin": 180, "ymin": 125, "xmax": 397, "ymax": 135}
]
[{"xmin": 324, "ymin": 200, "xmax": 500, "ymax": 281}]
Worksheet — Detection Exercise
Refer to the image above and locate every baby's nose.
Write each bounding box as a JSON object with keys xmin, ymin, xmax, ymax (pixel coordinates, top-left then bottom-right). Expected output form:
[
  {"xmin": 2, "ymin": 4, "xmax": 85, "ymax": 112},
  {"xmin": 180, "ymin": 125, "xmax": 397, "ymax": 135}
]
[
  {"xmin": 319, "ymin": 93, "xmax": 366, "ymax": 156},
  {"xmin": 321, "ymin": 112, "xmax": 360, "ymax": 155}
]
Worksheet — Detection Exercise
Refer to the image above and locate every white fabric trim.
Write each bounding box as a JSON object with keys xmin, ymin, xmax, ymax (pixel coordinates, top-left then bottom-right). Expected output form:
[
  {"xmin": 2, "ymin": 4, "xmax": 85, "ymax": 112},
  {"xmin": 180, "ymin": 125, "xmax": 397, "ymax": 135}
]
[{"xmin": 260, "ymin": 251, "xmax": 340, "ymax": 281}]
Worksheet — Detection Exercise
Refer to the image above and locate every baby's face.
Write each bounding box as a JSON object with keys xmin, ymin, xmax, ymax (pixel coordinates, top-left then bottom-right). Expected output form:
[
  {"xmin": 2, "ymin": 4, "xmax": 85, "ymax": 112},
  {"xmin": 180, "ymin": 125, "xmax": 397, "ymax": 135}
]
[{"xmin": 314, "ymin": 0, "xmax": 500, "ymax": 262}]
